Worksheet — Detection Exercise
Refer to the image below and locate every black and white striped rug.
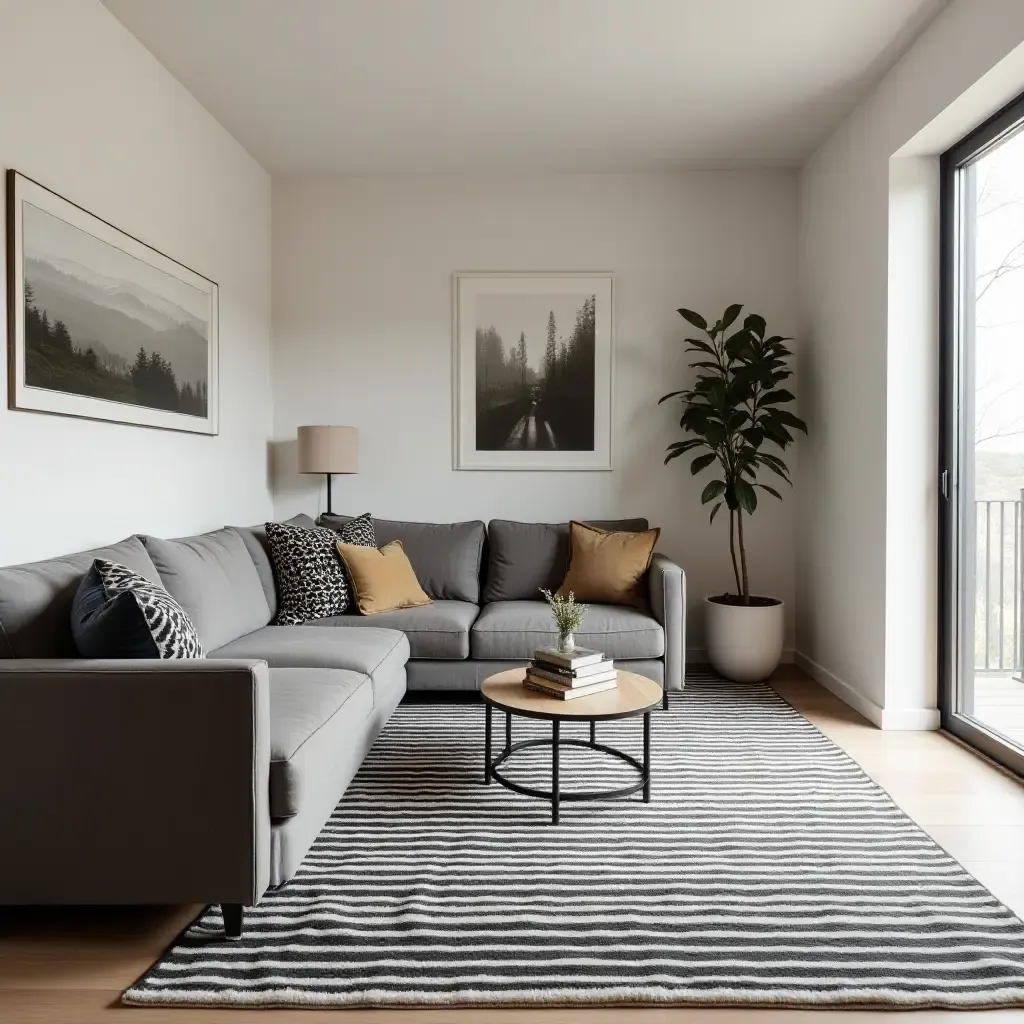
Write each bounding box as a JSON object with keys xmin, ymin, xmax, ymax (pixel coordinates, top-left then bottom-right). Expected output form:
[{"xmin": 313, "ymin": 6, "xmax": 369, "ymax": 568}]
[{"xmin": 125, "ymin": 676, "xmax": 1024, "ymax": 1009}]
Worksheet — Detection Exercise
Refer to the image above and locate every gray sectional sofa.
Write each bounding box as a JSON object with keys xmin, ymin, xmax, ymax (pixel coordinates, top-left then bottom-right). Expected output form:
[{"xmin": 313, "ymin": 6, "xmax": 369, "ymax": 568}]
[{"xmin": 0, "ymin": 514, "xmax": 684, "ymax": 936}]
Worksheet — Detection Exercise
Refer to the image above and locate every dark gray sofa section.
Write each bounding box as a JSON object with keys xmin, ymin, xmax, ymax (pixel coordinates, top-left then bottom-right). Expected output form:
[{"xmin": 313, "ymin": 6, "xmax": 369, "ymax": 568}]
[{"xmin": 314, "ymin": 514, "xmax": 685, "ymax": 695}]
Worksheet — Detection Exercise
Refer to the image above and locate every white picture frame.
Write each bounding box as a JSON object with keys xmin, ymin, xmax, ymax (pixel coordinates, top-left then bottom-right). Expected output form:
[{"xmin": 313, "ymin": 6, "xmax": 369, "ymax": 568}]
[
  {"xmin": 453, "ymin": 272, "xmax": 613, "ymax": 471},
  {"xmin": 6, "ymin": 171, "xmax": 219, "ymax": 435}
]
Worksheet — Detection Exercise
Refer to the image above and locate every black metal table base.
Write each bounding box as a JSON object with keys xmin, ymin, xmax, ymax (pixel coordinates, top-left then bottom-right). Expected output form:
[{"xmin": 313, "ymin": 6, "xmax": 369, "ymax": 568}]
[{"xmin": 484, "ymin": 705, "xmax": 651, "ymax": 824}]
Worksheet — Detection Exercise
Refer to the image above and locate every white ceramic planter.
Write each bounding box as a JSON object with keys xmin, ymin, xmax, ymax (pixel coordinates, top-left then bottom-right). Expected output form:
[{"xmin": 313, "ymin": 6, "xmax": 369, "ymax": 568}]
[{"xmin": 705, "ymin": 595, "xmax": 785, "ymax": 682}]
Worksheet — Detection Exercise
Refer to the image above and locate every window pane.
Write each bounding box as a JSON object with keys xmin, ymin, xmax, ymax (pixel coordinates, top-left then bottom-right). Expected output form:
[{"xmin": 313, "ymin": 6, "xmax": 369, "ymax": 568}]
[{"xmin": 958, "ymin": 127, "xmax": 1024, "ymax": 747}]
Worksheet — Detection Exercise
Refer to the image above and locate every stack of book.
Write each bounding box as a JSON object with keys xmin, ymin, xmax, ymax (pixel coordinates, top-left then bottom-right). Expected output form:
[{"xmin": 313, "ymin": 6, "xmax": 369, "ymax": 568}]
[{"xmin": 522, "ymin": 647, "xmax": 617, "ymax": 700}]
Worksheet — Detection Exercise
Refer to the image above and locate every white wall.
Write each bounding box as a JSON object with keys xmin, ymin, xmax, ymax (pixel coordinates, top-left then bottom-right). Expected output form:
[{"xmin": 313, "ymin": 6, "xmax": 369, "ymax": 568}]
[
  {"xmin": 797, "ymin": 0, "xmax": 1024, "ymax": 726},
  {"xmin": 0, "ymin": 0, "xmax": 273, "ymax": 565},
  {"xmin": 272, "ymin": 172, "xmax": 799, "ymax": 655}
]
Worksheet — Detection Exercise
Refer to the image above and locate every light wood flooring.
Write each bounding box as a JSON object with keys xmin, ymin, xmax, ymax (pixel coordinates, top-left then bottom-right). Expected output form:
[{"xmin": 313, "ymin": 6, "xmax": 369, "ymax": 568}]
[{"xmin": 5, "ymin": 666, "xmax": 1024, "ymax": 1023}]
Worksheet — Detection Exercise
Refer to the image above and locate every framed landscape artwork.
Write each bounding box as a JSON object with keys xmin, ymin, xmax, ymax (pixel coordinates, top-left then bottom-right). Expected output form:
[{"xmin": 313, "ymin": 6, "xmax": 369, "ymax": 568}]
[
  {"xmin": 6, "ymin": 171, "xmax": 218, "ymax": 434},
  {"xmin": 453, "ymin": 272, "xmax": 613, "ymax": 470}
]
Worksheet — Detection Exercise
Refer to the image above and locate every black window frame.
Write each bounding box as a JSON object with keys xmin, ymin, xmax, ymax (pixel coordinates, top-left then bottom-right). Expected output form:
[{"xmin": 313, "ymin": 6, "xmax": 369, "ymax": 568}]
[{"xmin": 939, "ymin": 88, "xmax": 1024, "ymax": 778}]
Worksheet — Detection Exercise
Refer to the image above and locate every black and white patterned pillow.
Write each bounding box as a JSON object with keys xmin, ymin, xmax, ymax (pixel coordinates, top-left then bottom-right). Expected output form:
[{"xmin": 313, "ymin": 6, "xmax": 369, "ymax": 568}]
[
  {"xmin": 71, "ymin": 559, "xmax": 203, "ymax": 659},
  {"xmin": 338, "ymin": 512, "xmax": 376, "ymax": 548},
  {"xmin": 265, "ymin": 516, "xmax": 373, "ymax": 624}
]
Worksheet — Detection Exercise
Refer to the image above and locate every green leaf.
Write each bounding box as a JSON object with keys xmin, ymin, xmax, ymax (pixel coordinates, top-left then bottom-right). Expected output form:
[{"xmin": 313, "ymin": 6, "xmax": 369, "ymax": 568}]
[
  {"xmin": 756, "ymin": 455, "xmax": 791, "ymax": 482},
  {"xmin": 685, "ymin": 338, "xmax": 718, "ymax": 356},
  {"xmin": 690, "ymin": 452, "xmax": 717, "ymax": 475},
  {"xmin": 657, "ymin": 390, "xmax": 685, "ymax": 404},
  {"xmin": 759, "ymin": 389, "xmax": 795, "ymax": 406},
  {"xmin": 666, "ymin": 439, "xmax": 704, "ymax": 452},
  {"xmin": 709, "ymin": 502, "xmax": 724, "ymax": 524},
  {"xmin": 742, "ymin": 427, "xmax": 764, "ymax": 448},
  {"xmin": 743, "ymin": 313, "xmax": 766, "ymax": 339},
  {"xmin": 735, "ymin": 479, "xmax": 758, "ymax": 514},
  {"xmin": 724, "ymin": 329, "xmax": 752, "ymax": 361},
  {"xmin": 721, "ymin": 303, "xmax": 743, "ymax": 331},
  {"xmin": 701, "ymin": 480, "xmax": 727, "ymax": 504},
  {"xmin": 771, "ymin": 409, "xmax": 809, "ymax": 433},
  {"xmin": 757, "ymin": 484, "xmax": 784, "ymax": 500},
  {"xmin": 678, "ymin": 308, "xmax": 707, "ymax": 331}
]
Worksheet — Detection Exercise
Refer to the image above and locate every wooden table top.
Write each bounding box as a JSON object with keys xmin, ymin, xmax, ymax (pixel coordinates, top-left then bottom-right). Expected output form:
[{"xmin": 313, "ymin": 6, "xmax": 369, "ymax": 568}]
[{"xmin": 480, "ymin": 668, "xmax": 663, "ymax": 721}]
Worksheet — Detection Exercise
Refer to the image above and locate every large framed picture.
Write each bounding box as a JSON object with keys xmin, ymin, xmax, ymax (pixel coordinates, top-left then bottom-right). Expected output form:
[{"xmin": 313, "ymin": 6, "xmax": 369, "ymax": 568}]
[
  {"xmin": 453, "ymin": 272, "xmax": 613, "ymax": 470},
  {"xmin": 6, "ymin": 171, "xmax": 218, "ymax": 434}
]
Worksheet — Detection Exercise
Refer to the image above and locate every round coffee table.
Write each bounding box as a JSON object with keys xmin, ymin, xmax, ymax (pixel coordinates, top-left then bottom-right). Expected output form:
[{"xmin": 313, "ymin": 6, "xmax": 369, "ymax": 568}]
[{"xmin": 480, "ymin": 668, "xmax": 663, "ymax": 824}]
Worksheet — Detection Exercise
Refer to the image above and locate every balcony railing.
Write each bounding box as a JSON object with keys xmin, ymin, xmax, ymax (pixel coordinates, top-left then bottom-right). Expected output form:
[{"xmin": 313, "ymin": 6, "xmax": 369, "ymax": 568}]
[{"xmin": 975, "ymin": 497, "xmax": 1023, "ymax": 674}]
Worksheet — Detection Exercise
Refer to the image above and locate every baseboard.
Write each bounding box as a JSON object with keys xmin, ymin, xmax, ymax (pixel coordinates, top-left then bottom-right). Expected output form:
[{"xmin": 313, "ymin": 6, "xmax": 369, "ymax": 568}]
[{"xmin": 793, "ymin": 651, "xmax": 940, "ymax": 731}]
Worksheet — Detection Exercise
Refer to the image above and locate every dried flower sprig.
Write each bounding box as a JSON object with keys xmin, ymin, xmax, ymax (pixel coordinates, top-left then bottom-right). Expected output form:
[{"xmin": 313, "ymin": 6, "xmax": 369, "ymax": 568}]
[{"xmin": 539, "ymin": 588, "xmax": 588, "ymax": 634}]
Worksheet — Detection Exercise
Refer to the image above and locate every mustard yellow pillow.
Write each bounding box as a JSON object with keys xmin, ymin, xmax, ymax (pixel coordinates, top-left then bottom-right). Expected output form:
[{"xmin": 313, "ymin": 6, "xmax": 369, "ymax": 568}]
[
  {"xmin": 336, "ymin": 540, "xmax": 432, "ymax": 615},
  {"xmin": 556, "ymin": 521, "xmax": 660, "ymax": 606}
]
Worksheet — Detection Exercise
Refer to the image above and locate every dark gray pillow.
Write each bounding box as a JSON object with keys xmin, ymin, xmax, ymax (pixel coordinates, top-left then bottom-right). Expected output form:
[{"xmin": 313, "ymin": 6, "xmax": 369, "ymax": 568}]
[
  {"xmin": 483, "ymin": 519, "xmax": 650, "ymax": 603},
  {"xmin": 320, "ymin": 515, "xmax": 485, "ymax": 603}
]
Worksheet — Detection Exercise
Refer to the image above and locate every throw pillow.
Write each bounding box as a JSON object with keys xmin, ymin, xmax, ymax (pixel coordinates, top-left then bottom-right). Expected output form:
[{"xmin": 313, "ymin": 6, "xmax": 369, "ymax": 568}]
[
  {"xmin": 336, "ymin": 539, "xmax": 433, "ymax": 615},
  {"xmin": 71, "ymin": 559, "xmax": 204, "ymax": 659},
  {"xmin": 265, "ymin": 521, "xmax": 353, "ymax": 624},
  {"xmin": 330, "ymin": 511, "xmax": 376, "ymax": 548},
  {"xmin": 556, "ymin": 521, "xmax": 661, "ymax": 607}
]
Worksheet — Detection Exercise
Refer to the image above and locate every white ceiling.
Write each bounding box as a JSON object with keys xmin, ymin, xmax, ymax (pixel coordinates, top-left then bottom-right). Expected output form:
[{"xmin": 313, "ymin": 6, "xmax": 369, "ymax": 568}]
[{"xmin": 103, "ymin": 0, "xmax": 948, "ymax": 175}]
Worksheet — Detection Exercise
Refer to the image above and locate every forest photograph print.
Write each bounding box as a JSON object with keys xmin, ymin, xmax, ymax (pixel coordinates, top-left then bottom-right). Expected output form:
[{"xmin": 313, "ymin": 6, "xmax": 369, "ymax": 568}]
[
  {"xmin": 7, "ymin": 172, "xmax": 218, "ymax": 434},
  {"xmin": 455, "ymin": 274, "xmax": 612, "ymax": 470}
]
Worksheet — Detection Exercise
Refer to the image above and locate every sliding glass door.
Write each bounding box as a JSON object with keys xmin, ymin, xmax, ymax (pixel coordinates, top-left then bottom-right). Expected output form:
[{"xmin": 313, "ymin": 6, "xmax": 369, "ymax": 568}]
[{"xmin": 941, "ymin": 91, "xmax": 1024, "ymax": 773}]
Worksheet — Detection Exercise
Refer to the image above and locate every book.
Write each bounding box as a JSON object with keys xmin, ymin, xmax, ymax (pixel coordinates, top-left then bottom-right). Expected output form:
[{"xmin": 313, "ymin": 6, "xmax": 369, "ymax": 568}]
[
  {"xmin": 528, "ymin": 664, "xmax": 617, "ymax": 687},
  {"xmin": 533, "ymin": 646, "xmax": 605, "ymax": 670},
  {"xmin": 531, "ymin": 658, "xmax": 614, "ymax": 679},
  {"xmin": 523, "ymin": 677, "xmax": 618, "ymax": 700}
]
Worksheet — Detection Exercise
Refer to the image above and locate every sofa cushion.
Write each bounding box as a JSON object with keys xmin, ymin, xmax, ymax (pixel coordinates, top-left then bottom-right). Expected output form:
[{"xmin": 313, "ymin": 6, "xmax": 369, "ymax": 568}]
[
  {"xmin": 210, "ymin": 625, "xmax": 409, "ymax": 705},
  {"xmin": 471, "ymin": 600, "xmax": 664, "ymax": 661},
  {"xmin": 320, "ymin": 515, "xmax": 485, "ymax": 603},
  {"xmin": 0, "ymin": 536, "xmax": 161, "ymax": 659},
  {"xmin": 310, "ymin": 600, "xmax": 478, "ymax": 659},
  {"xmin": 269, "ymin": 667, "xmax": 373, "ymax": 818},
  {"xmin": 71, "ymin": 559, "xmax": 204, "ymax": 659},
  {"xmin": 142, "ymin": 529, "xmax": 271, "ymax": 651},
  {"xmin": 231, "ymin": 514, "xmax": 316, "ymax": 619},
  {"xmin": 483, "ymin": 519, "xmax": 649, "ymax": 603}
]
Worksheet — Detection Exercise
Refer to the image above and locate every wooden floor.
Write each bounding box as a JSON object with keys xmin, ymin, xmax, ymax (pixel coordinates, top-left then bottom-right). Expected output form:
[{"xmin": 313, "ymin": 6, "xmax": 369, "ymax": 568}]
[{"xmin": 6, "ymin": 666, "xmax": 1024, "ymax": 1023}]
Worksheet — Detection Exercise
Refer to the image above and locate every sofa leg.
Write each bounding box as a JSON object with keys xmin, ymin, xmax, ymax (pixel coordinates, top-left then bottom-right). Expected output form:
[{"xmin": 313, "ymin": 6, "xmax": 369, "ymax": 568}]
[
  {"xmin": 663, "ymin": 688, "xmax": 669, "ymax": 711},
  {"xmin": 222, "ymin": 903, "xmax": 243, "ymax": 940}
]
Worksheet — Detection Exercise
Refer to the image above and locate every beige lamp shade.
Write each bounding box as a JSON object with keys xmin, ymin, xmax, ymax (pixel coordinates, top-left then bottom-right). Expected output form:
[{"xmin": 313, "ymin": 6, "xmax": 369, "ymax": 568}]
[{"xmin": 297, "ymin": 425, "xmax": 359, "ymax": 475}]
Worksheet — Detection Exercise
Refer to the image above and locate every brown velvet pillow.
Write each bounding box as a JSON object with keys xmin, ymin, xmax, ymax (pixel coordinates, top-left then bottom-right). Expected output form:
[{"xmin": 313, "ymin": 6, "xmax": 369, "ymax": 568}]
[
  {"xmin": 556, "ymin": 521, "xmax": 660, "ymax": 606},
  {"xmin": 335, "ymin": 540, "xmax": 432, "ymax": 616}
]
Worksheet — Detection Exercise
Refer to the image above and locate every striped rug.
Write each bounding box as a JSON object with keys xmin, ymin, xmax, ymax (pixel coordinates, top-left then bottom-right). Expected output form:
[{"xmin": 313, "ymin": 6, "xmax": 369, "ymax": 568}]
[{"xmin": 124, "ymin": 674, "xmax": 1024, "ymax": 1009}]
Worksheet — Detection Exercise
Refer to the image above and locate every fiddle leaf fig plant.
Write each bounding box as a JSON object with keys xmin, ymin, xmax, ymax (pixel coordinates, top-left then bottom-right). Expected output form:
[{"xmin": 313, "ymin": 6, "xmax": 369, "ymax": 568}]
[{"xmin": 658, "ymin": 304, "xmax": 806, "ymax": 605}]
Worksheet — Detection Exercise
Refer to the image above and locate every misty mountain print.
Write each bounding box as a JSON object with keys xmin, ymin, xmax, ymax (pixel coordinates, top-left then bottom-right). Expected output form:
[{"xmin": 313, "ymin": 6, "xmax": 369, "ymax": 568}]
[{"xmin": 21, "ymin": 202, "xmax": 210, "ymax": 417}]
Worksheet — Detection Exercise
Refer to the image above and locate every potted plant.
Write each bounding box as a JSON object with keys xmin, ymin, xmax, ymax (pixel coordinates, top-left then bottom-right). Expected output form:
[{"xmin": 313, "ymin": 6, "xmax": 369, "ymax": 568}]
[
  {"xmin": 539, "ymin": 588, "xmax": 588, "ymax": 653},
  {"xmin": 659, "ymin": 304, "xmax": 806, "ymax": 681}
]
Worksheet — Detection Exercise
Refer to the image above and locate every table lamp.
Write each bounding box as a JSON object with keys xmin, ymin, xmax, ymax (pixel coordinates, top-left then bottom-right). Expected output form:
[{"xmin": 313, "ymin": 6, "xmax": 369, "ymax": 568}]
[{"xmin": 297, "ymin": 425, "xmax": 358, "ymax": 515}]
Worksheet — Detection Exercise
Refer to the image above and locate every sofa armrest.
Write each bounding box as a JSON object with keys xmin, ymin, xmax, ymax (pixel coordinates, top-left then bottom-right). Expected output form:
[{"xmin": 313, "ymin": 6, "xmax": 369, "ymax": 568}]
[
  {"xmin": 648, "ymin": 554, "xmax": 686, "ymax": 692},
  {"xmin": 0, "ymin": 658, "xmax": 271, "ymax": 908}
]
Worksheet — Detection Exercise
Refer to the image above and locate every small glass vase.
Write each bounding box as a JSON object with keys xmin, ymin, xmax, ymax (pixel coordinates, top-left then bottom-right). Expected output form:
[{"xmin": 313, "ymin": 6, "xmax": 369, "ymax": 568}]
[{"xmin": 557, "ymin": 630, "xmax": 576, "ymax": 654}]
